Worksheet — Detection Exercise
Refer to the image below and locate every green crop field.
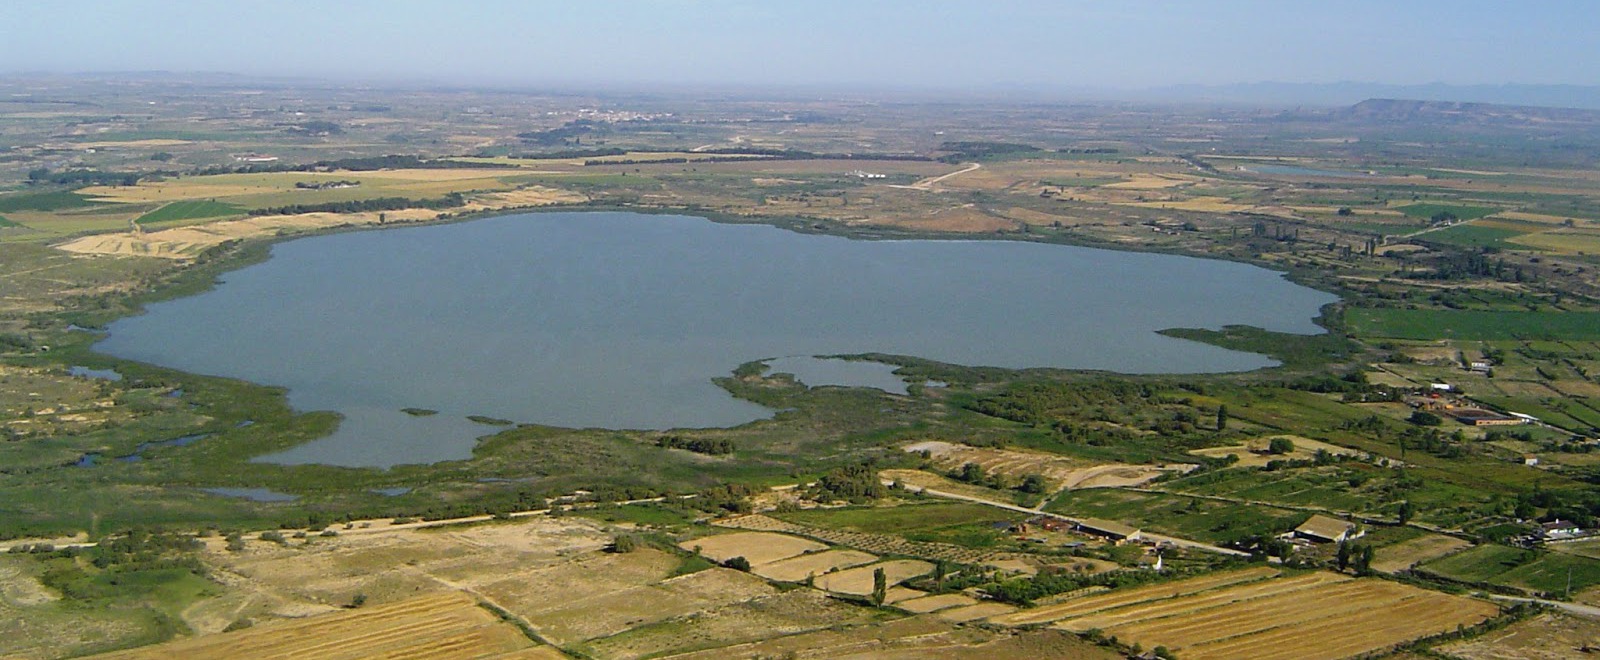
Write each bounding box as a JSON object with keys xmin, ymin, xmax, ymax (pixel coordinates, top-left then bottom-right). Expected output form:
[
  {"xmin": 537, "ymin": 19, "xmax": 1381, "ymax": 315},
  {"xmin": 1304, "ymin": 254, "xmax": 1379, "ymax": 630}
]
[
  {"xmin": 132, "ymin": 200, "xmax": 244, "ymax": 225},
  {"xmin": 1346, "ymin": 308, "xmax": 1600, "ymax": 341},
  {"xmin": 0, "ymin": 190, "xmax": 102, "ymax": 213},
  {"xmin": 1419, "ymin": 544, "xmax": 1600, "ymax": 596},
  {"xmin": 1398, "ymin": 202, "xmax": 1500, "ymax": 221},
  {"xmin": 1419, "ymin": 224, "xmax": 1529, "ymax": 248}
]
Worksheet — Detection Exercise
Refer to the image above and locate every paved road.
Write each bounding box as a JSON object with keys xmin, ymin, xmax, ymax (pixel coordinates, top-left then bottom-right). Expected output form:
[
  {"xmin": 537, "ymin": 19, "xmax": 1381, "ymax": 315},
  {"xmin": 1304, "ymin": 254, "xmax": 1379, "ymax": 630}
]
[
  {"xmin": 1488, "ymin": 594, "xmax": 1600, "ymax": 618},
  {"xmin": 889, "ymin": 162, "xmax": 981, "ymax": 191}
]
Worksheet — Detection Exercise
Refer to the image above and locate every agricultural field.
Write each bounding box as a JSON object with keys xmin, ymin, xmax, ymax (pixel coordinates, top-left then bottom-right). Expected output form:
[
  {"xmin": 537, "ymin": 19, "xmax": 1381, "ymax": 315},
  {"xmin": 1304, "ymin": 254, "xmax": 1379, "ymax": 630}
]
[
  {"xmin": 7, "ymin": 77, "xmax": 1600, "ymax": 659},
  {"xmin": 1418, "ymin": 543, "xmax": 1600, "ymax": 596},
  {"xmin": 1437, "ymin": 612, "xmax": 1600, "ymax": 660},
  {"xmin": 1347, "ymin": 309, "xmax": 1600, "ymax": 341},
  {"xmin": 994, "ymin": 568, "xmax": 1499, "ymax": 660},
  {"xmin": 85, "ymin": 592, "xmax": 559, "ymax": 660}
]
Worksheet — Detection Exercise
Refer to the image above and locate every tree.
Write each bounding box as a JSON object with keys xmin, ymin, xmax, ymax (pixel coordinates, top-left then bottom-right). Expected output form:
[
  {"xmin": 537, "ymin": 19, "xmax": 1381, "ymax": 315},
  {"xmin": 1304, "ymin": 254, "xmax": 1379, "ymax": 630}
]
[
  {"xmin": 1337, "ymin": 207, "xmax": 1354, "ymax": 216},
  {"xmin": 1019, "ymin": 474, "xmax": 1048, "ymax": 494},
  {"xmin": 871, "ymin": 567, "xmax": 888, "ymax": 606},
  {"xmin": 1216, "ymin": 405, "xmax": 1229, "ymax": 431},
  {"xmin": 1397, "ymin": 500, "xmax": 1416, "ymax": 525},
  {"xmin": 349, "ymin": 593, "xmax": 368, "ymax": 608},
  {"xmin": 610, "ymin": 534, "xmax": 637, "ymax": 553},
  {"xmin": 723, "ymin": 556, "xmax": 751, "ymax": 571},
  {"xmin": 1336, "ymin": 540, "xmax": 1351, "ymax": 571},
  {"xmin": 1409, "ymin": 410, "xmax": 1443, "ymax": 426},
  {"xmin": 1267, "ymin": 437, "xmax": 1295, "ymax": 454},
  {"xmin": 959, "ymin": 462, "xmax": 985, "ymax": 484},
  {"xmin": 1352, "ymin": 545, "xmax": 1375, "ymax": 575}
]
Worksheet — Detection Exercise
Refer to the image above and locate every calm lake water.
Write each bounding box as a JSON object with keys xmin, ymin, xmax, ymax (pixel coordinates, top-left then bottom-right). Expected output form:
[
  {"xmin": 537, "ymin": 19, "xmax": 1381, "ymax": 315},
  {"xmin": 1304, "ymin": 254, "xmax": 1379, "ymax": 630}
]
[{"xmin": 97, "ymin": 212, "xmax": 1336, "ymax": 468}]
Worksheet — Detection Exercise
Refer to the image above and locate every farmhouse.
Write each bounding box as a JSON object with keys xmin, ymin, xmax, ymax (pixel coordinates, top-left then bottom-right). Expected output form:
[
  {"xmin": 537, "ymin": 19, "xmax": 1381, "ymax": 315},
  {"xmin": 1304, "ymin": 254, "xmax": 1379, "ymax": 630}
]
[
  {"xmin": 1288, "ymin": 514, "xmax": 1363, "ymax": 544},
  {"xmin": 1539, "ymin": 520, "xmax": 1584, "ymax": 541},
  {"xmin": 1444, "ymin": 408, "xmax": 1524, "ymax": 426},
  {"xmin": 1075, "ymin": 518, "xmax": 1141, "ymax": 543}
]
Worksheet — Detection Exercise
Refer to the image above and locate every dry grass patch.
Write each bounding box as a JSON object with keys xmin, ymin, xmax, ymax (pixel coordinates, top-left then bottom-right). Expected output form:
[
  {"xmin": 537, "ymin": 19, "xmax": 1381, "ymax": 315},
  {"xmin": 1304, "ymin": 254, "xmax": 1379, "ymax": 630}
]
[
  {"xmin": 814, "ymin": 560, "xmax": 934, "ymax": 596},
  {"xmin": 575, "ymin": 588, "xmax": 885, "ymax": 660},
  {"xmin": 1372, "ymin": 534, "xmax": 1473, "ymax": 573},
  {"xmin": 678, "ymin": 531, "xmax": 826, "ymax": 567},
  {"xmin": 1440, "ymin": 612, "xmax": 1600, "ymax": 660},
  {"xmin": 938, "ymin": 602, "xmax": 1019, "ymax": 622},
  {"xmin": 896, "ymin": 593, "xmax": 979, "ymax": 613},
  {"xmin": 514, "ymin": 567, "xmax": 776, "ymax": 646},
  {"xmin": 751, "ymin": 549, "xmax": 877, "ymax": 582}
]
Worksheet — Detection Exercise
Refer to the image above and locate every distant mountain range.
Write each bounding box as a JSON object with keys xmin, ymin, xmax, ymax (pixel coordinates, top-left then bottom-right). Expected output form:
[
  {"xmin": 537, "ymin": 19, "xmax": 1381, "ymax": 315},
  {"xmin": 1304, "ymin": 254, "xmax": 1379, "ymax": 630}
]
[
  {"xmin": 1138, "ymin": 82, "xmax": 1600, "ymax": 110},
  {"xmin": 1333, "ymin": 98, "xmax": 1600, "ymax": 124}
]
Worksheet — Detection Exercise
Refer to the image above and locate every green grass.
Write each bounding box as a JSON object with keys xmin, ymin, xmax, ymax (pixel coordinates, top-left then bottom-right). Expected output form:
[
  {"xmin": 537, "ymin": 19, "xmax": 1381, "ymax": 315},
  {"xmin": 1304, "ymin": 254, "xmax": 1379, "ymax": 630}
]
[
  {"xmin": 132, "ymin": 200, "xmax": 243, "ymax": 225},
  {"xmin": 0, "ymin": 214, "xmax": 16, "ymax": 227},
  {"xmin": 1420, "ymin": 544, "xmax": 1600, "ymax": 597},
  {"xmin": 1398, "ymin": 203, "xmax": 1499, "ymax": 221},
  {"xmin": 1419, "ymin": 224, "xmax": 1529, "ymax": 248},
  {"xmin": 1347, "ymin": 308, "xmax": 1600, "ymax": 341},
  {"xmin": 1420, "ymin": 544, "xmax": 1528, "ymax": 582},
  {"xmin": 0, "ymin": 190, "xmax": 103, "ymax": 213},
  {"xmin": 1044, "ymin": 488, "xmax": 1305, "ymax": 545}
]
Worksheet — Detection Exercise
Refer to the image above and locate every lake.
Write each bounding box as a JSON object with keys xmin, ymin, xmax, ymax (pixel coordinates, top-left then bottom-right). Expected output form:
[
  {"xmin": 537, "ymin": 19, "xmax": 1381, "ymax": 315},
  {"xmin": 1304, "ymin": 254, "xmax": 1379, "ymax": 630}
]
[{"xmin": 97, "ymin": 211, "xmax": 1337, "ymax": 468}]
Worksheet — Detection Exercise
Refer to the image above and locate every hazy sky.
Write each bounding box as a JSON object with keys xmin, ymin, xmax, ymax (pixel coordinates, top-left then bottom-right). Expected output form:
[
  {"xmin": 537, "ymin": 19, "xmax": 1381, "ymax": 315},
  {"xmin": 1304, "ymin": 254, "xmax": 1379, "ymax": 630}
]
[{"xmin": 3, "ymin": 1, "xmax": 1595, "ymax": 89}]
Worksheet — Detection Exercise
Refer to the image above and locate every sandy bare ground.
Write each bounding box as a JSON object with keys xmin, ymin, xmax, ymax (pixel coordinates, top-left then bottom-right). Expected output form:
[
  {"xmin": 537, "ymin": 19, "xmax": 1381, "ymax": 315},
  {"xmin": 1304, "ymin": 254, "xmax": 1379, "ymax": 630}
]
[
  {"xmin": 678, "ymin": 531, "xmax": 826, "ymax": 567},
  {"xmin": 1188, "ymin": 435, "xmax": 1363, "ymax": 468},
  {"xmin": 890, "ymin": 162, "xmax": 982, "ymax": 191},
  {"xmin": 904, "ymin": 440, "xmax": 1193, "ymax": 490}
]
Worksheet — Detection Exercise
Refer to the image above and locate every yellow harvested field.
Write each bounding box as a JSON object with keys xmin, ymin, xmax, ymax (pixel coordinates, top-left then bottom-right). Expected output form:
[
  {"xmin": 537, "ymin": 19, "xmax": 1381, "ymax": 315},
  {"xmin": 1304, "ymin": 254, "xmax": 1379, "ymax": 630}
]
[
  {"xmin": 999, "ymin": 570, "xmax": 1497, "ymax": 660},
  {"xmin": 896, "ymin": 593, "xmax": 979, "ymax": 613},
  {"xmin": 678, "ymin": 531, "xmax": 826, "ymax": 566},
  {"xmin": 814, "ymin": 559, "xmax": 934, "ymax": 596},
  {"xmin": 1371, "ymin": 534, "xmax": 1473, "ymax": 573},
  {"xmin": 938, "ymin": 602, "xmax": 1019, "ymax": 622},
  {"xmin": 1125, "ymin": 196, "xmax": 1251, "ymax": 212},
  {"xmin": 85, "ymin": 592, "xmax": 550, "ymax": 660},
  {"xmin": 991, "ymin": 567, "xmax": 1279, "ymax": 626},
  {"xmin": 1055, "ymin": 572, "xmax": 1353, "ymax": 632},
  {"xmin": 751, "ymin": 548, "xmax": 878, "ymax": 582}
]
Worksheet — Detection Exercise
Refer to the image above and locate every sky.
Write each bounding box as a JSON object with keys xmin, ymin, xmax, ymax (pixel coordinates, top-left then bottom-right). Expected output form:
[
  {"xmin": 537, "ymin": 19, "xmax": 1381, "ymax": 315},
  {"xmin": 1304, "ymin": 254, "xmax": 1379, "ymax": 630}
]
[{"xmin": 2, "ymin": 1, "xmax": 1596, "ymax": 91}]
